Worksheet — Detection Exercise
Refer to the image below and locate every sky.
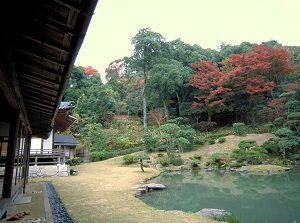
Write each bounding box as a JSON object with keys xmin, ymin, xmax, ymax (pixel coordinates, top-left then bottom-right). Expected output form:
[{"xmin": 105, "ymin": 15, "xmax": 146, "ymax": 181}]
[{"xmin": 75, "ymin": 0, "xmax": 300, "ymax": 82}]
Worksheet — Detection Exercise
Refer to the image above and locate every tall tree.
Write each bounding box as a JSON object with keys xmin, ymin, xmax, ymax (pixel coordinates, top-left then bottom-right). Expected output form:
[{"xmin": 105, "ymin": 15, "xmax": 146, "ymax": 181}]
[
  {"xmin": 148, "ymin": 61, "xmax": 193, "ymax": 118},
  {"xmin": 189, "ymin": 60, "xmax": 233, "ymax": 122},
  {"xmin": 221, "ymin": 47, "xmax": 277, "ymax": 123},
  {"xmin": 130, "ymin": 28, "xmax": 165, "ymax": 129},
  {"xmin": 253, "ymin": 45, "xmax": 295, "ymax": 85},
  {"xmin": 63, "ymin": 66, "xmax": 89, "ymax": 102}
]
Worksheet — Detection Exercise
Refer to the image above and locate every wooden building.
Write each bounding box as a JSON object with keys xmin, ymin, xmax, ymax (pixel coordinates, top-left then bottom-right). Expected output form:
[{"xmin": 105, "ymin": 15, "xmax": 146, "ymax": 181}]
[
  {"xmin": 29, "ymin": 101, "xmax": 77, "ymax": 165},
  {"xmin": 0, "ymin": 0, "xmax": 98, "ymax": 218}
]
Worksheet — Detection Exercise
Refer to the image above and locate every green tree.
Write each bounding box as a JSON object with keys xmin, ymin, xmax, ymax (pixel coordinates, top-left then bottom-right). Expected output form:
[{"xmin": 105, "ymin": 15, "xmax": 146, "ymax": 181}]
[
  {"xmin": 63, "ymin": 65, "xmax": 89, "ymax": 102},
  {"xmin": 148, "ymin": 61, "xmax": 193, "ymax": 118},
  {"xmin": 130, "ymin": 28, "xmax": 165, "ymax": 129},
  {"xmin": 74, "ymin": 75, "xmax": 118, "ymax": 123},
  {"xmin": 155, "ymin": 119, "xmax": 195, "ymax": 157},
  {"xmin": 275, "ymin": 128, "xmax": 299, "ymax": 161}
]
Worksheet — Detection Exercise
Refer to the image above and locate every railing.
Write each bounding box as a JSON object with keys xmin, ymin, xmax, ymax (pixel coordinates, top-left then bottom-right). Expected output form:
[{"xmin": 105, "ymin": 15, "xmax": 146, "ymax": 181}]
[{"xmin": 29, "ymin": 148, "xmax": 69, "ymax": 165}]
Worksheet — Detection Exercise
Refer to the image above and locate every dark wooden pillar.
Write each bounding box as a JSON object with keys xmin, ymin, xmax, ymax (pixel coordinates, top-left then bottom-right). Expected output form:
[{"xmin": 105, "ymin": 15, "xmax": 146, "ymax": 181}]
[
  {"xmin": 23, "ymin": 133, "xmax": 31, "ymax": 191},
  {"xmin": 2, "ymin": 109, "xmax": 19, "ymax": 198}
]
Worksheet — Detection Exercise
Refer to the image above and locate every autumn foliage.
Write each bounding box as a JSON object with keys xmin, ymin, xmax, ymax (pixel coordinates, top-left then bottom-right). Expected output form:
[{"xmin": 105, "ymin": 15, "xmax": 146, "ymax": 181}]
[
  {"xmin": 189, "ymin": 60, "xmax": 233, "ymax": 121},
  {"xmin": 83, "ymin": 66, "xmax": 99, "ymax": 75},
  {"xmin": 189, "ymin": 44, "xmax": 299, "ymax": 123}
]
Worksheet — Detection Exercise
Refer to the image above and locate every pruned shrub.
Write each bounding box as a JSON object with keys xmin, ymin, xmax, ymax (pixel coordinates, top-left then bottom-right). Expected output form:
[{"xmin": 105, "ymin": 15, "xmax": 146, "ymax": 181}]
[
  {"xmin": 218, "ymin": 137, "xmax": 226, "ymax": 143},
  {"xmin": 134, "ymin": 153, "xmax": 150, "ymax": 160},
  {"xmin": 89, "ymin": 151, "xmax": 115, "ymax": 162},
  {"xmin": 66, "ymin": 157, "xmax": 84, "ymax": 166},
  {"xmin": 142, "ymin": 132, "xmax": 157, "ymax": 151},
  {"xmin": 190, "ymin": 159, "xmax": 200, "ymax": 168},
  {"xmin": 157, "ymin": 156, "xmax": 171, "ymax": 166},
  {"xmin": 172, "ymin": 157, "xmax": 184, "ymax": 166},
  {"xmin": 157, "ymin": 153, "xmax": 164, "ymax": 157},
  {"xmin": 142, "ymin": 163, "xmax": 150, "ymax": 168},
  {"xmin": 193, "ymin": 153, "xmax": 202, "ymax": 160},
  {"xmin": 233, "ymin": 122, "xmax": 246, "ymax": 136},
  {"xmin": 209, "ymin": 152, "xmax": 230, "ymax": 168},
  {"xmin": 238, "ymin": 140, "xmax": 257, "ymax": 149},
  {"xmin": 123, "ymin": 154, "xmax": 135, "ymax": 164},
  {"xmin": 208, "ymin": 139, "xmax": 215, "ymax": 145},
  {"xmin": 194, "ymin": 136, "xmax": 207, "ymax": 145},
  {"xmin": 262, "ymin": 137, "xmax": 280, "ymax": 154}
]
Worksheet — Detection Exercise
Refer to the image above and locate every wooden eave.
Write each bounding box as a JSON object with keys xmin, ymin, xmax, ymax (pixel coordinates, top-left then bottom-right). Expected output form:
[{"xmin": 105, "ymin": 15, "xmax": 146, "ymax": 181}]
[{"xmin": 0, "ymin": 0, "xmax": 98, "ymax": 138}]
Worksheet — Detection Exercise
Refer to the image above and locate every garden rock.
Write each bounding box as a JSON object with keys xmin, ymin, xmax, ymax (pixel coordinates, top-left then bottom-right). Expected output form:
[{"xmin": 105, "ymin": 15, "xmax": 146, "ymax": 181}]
[
  {"xmin": 147, "ymin": 183, "xmax": 165, "ymax": 190},
  {"xmin": 197, "ymin": 208, "xmax": 231, "ymax": 219},
  {"xmin": 156, "ymin": 164, "xmax": 162, "ymax": 169}
]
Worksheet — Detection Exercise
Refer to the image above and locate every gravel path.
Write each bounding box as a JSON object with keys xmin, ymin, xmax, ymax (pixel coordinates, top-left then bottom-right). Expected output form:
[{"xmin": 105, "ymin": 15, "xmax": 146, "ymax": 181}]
[{"xmin": 45, "ymin": 182, "xmax": 74, "ymax": 223}]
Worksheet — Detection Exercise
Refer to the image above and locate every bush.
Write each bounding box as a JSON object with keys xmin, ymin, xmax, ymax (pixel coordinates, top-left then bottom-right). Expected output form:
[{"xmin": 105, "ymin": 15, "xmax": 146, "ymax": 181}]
[
  {"xmin": 118, "ymin": 137, "xmax": 138, "ymax": 149},
  {"xmin": 172, "ymin": 157, "xmax": 184, "ymax": 166},
  {"xmin": 230, "ymin": 146, "xmax": 268, "ymax": 165},
  {"xmin": 66, "ymin": 157, "xmax": 84, "ymax": 166},
  {"xmin": 142, "ymin": 163, "xmax": 150, "ymax": 168},
  {"xmin": 208, "ymin": 139, "xmax": 215, "ymax": 145},
  {"xmin": 117, "ymin": 146, "xmax": 144, "ymax": 156},
  {"xmin": 238, "ymin": 140, "xmax": 257, "ymax": 149},
  {"xmin": 142, "ymin": 132, "xmax": 157, "ymax": 151},
  {"xmin": 157, "ymin": 157, "xmax": 171, "ymax": 166},
  {"xmin": 89, "ymin": 151, "xmax": 115, "ymax": 162},
  {"xmin": 218, "ymin": 137, "xmax": 226, "ymax": 143},
  {"xmin": 123, "ymin": 154, "xmax": 135, "ymax": 164},
  {"xmin": 194, "ymin": 136, "xmax": 207, "ymax": 145},
  {"xmin": 190, "ymin": 159, "xmax": 200, "ymax": 168},
  {"xmin": 229, "ymin": 162, "xmax": 243, "ymax": 168},
  {"xmin": 209, "ymin": 152, "xmax": 230, "ymax": 167},
  {"xmin": 262, "ymin": 138, "xmax": 280, "ymax": 154},
  {"xmin": 275, "ymin": 127, "xmax": 294, "ymax": 138},
  {"xmin": 193, "ymin": 153, "xmax": 202, "ymax": 160},
  {"xmin": 233, "ymin": 122, "xmax": 246, "ymax": 136}
]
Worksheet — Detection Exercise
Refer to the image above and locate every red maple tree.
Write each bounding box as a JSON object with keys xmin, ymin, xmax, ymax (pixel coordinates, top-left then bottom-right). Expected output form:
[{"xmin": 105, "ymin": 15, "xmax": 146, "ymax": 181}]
[
  {"xmin": 189, "ymin": 60, "xmax": 233, "ymax": 122},
  {"xmin": 221, "ymin": 49, "xmax": 276, "ymax": 95}
]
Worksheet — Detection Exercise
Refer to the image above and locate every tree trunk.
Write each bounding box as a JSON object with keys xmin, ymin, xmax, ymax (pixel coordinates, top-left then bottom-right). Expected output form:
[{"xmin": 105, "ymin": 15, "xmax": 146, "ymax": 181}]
[
  {"xmin": 142, "ymin": 83, "xmax": 147, "ymax": 130},
  {"xmin": 142, "ymin": 69, "xmax": 148, "ymax": 130},
  {"xmin": 163, "ymin": 99, "xmax": 169, "ymax": 120},
  {"xmin": 207, "ymin": 110, "xmax": 212, "ymax": 123},
  {"xmin": 175, "ymin": 91, "xmax": 181, "ymax": 116}
]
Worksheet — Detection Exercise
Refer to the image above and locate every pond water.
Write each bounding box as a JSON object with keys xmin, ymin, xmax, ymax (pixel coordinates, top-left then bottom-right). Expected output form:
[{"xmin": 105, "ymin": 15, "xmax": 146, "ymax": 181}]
[{"xmin": 139, "ymin": 167, "xmax": 300, "ymax": 223}]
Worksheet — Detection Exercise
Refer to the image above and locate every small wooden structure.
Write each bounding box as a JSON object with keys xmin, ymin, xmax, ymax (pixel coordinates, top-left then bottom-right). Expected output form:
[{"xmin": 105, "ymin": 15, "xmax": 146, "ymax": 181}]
[{"xmin": 54, "ymin": 134, "xmax": 79, "ymax": 162}]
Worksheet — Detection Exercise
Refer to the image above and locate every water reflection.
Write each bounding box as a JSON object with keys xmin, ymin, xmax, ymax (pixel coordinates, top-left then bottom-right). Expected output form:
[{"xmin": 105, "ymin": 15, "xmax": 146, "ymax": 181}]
[{"xmin": 139, "ymin": 167, "xmax": 300, "ymax": 223}]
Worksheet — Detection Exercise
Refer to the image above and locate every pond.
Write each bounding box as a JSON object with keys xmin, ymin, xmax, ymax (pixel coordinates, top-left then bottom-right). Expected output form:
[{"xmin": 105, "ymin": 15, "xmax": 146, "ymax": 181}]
[{"xmin": 139, "ymin": 167, "xmax": 300, "ymax": 223}]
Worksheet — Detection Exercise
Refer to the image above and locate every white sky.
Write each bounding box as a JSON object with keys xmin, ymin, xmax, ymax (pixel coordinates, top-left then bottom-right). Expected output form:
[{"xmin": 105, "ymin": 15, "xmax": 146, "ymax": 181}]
[{"xmin": 75, "ymin": 0, "xmax": 300, "ymax": 82}]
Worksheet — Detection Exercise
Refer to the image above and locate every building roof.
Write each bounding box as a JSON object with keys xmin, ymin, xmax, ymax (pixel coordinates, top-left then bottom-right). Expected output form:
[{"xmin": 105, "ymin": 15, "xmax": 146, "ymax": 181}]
[
  {"xmin": 54, "ymin": 134, "xmax": 79, "ymax": 146},
  {"xmin": 54, "ymin": 101, "xmax": 76, "ymax": 132},
  {"xmin": 0, "ymin": 0, "xmax": 98, "ymax": 138}
]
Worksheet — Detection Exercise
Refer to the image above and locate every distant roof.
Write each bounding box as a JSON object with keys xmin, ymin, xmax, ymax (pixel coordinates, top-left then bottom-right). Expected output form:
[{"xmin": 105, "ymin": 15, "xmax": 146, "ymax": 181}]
[
  {"xmin": 54, "ymin": 101, "xmax": 76, "ymax": 132},
  {"xmin": 54, "ymin": 134, "xmax": 79, "ymax": 146},
  {"xmin": 59, "ymin": 101, "xmax": 75, "ymax": 110}
]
